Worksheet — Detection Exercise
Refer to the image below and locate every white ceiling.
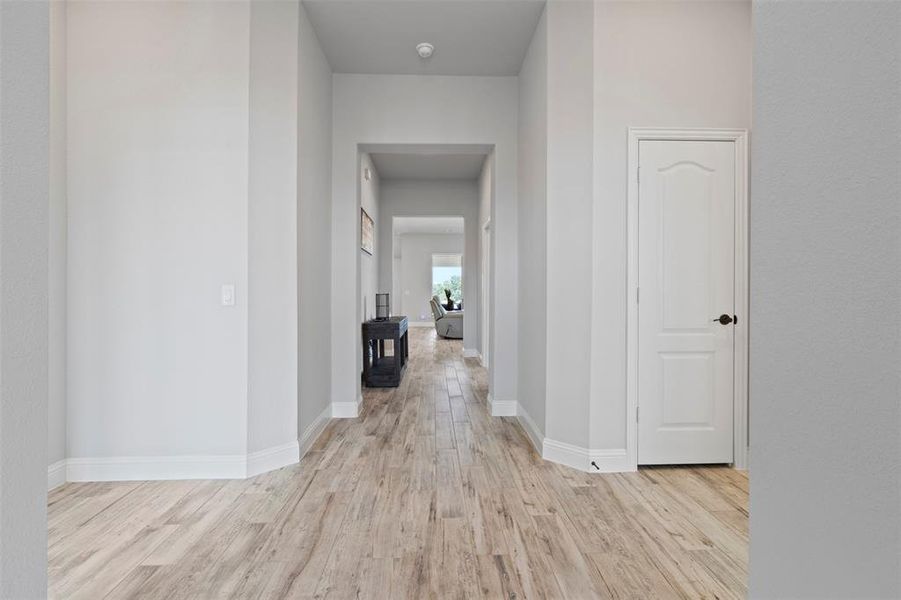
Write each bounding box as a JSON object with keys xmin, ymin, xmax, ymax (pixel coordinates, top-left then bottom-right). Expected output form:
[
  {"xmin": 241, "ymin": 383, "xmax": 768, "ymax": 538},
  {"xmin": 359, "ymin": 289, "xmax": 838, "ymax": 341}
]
[
  {"xmin": 302, "ymin": 0, "xmax": 546, "ymax": 76},
  {"xmin": 393, "ymin": 216, "xmax": 464, "ymax": 235},
  {"xmin": 370, "ymin": 152, "xmax": 486, "ymax": 180}
]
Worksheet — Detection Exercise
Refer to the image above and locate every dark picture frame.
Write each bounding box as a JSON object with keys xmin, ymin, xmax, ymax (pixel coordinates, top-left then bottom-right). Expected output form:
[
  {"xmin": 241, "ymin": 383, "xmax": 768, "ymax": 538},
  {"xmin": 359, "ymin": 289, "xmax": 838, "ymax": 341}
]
[{"xmin": 361, "ymin": 207, "xmax": 374, "ymax": 255}]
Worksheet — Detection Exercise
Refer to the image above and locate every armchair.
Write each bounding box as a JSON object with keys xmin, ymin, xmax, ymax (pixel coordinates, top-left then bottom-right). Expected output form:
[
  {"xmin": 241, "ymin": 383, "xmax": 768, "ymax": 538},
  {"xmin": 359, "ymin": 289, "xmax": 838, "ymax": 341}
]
[{"xmin": 430, "ymin": 295, "xmax": 463, "ymax": 339}]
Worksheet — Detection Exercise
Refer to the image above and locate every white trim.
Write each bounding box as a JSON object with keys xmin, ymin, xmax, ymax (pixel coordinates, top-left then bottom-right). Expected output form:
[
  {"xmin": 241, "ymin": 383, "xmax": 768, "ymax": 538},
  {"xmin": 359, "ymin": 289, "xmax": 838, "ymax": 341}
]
[
  {"xmin": 462, "ymin": 348, "xmax": 480, "ymax": 359},
  {"xmin": 541, "ymin": 440, "xmax": 632, "ymax": 473},
  {"xmin": 299, "ymin": 404, "xmax": 332, "ymax": 457},
  {"xmin": 48, "ymin": 459, "xmax": 67, "ymax": 490},
  {"xmin": 246, "ymin": 441, "xmax": 300, "ymax": 478},
  {"xmin": 47, "ymin": 434, "xmax": 321, "ymax": 485},
  {"xmin": 66, "ymin": 454, "xmax": 248, "ymax": 482},
  {"xmin": 541, "ymin": 439, "xmax": 584, "ymax": 471},
  {"xmin": 64, "ymin": 437, "xmax": 310, "ymax": 482},
  {"xmin": 515, "ymin": 403, "xmax": 637, "ymax": 474},
  {"xmin": 332, "ymin": 395, "xmax": 361, "ymax": 418},
  {"xmin": 408, "ymin": 321, "xmax": 434, "ymax": 328},
  {"xmin": 515, "ymin": 403, "xmax": 543, "ymax": 455},
  {"xmin": 487, "ymin": 393, "xmax": 516, "ymax": 417},
  {"xmin": 587, "ymin": 449, "xmax": 632, "ymax": 473},
  {"xmin": 626, "ymin": 127, "xmax": 750, "ymax": 471}
]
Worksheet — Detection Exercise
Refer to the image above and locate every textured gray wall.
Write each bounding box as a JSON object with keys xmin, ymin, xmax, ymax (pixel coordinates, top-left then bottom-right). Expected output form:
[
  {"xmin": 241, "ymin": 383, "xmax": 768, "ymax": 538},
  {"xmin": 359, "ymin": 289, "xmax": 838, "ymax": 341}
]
[
  {"xmin": 0, "ymin": 1, "xmax": 49, "ymax": 596},
  {"xmin": 750, "ymin": 2, "xmax": 901, "ymax": 597}
]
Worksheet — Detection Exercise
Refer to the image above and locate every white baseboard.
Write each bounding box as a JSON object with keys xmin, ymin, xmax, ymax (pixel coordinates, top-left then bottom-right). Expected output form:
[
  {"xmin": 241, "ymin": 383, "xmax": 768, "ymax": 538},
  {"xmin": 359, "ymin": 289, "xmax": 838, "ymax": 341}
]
[
  {"xmin": 246, "ymin": 441, "xmax": 300, "ymax": 478},
  {"xmin": 408, "ymin": 321, "xmax": 433, "ymax": 328},
  {"xmin": 515, "ymin": 403, "xmax": 543, "ymax": 455},
  {"xmin": 587, "ymin": 448, "xmax": 633, "ymax": 472},
  {"xmin": 541, "ymin": 439, "xmax": 633, "ymax": 473},
  {"xmin": 511, "ymin": 402, "xmax": 633, "ymax": 474},
  {"xmin": 48, "ymin": 459, "xmax": 67, "ymax": 491},
  {"xmin": 299, "ymin": 404, "xmax": 332, "ymax": 457},
  {"xmin": 462, "ymin": 348, "xmax": 480, "ymax": 359},
  {"xmin": 66, "ymin": 454, "xmax": 248, "ymax": 482},
  {"xmin": 48, "ymin": 410, "xmax": 336, "ymax": 484},
  {"xmin": 487, "ymin": 393, "xmax": 517, "ymax": 417},
  {"xmin": 332, "ymin": 395, "xmax": 361, "ymax": 418},
  {"xmin": 65, "ymin": 437, "xmax": 313, "ymax": 482},
  {"xmin": 542, "ymin": 439, "xmax": 587, "ymax": 472}
]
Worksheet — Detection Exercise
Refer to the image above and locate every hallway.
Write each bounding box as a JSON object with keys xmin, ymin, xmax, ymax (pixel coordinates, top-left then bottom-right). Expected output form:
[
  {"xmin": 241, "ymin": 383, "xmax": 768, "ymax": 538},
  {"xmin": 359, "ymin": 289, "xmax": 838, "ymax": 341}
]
[{"xmin": 48, "ymin": 328, "xmax": 747, "ymax": 599}]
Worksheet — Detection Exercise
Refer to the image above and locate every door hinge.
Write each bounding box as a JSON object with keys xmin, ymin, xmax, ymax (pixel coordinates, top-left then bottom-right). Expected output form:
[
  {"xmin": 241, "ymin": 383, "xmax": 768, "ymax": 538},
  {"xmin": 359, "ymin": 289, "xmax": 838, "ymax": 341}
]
[
  {"xmin": 636, "ymin": 406, "xmax": 640, "ymax": 423},
  {"xmin": 636, "ymin": 287, "xmax": 640, "ymax": 303}
]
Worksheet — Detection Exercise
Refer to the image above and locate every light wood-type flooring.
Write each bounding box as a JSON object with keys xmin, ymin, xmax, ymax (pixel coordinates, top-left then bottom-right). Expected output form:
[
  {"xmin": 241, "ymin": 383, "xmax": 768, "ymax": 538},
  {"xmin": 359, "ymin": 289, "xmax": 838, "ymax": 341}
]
[{"xmin": 48, "ymin": 327, "xmax": 748, "ymax": 599}]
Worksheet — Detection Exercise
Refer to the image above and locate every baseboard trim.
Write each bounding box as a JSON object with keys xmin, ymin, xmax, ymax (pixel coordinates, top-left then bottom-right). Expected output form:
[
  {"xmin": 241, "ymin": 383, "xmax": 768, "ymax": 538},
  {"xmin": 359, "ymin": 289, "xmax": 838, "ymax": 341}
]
[
  {"xmin": 332, "ymin": 396, "xmax": 361, "ymax": 418},
  {"xmin": 246, "ymin": 441, "xmax": 300, "ymax": 478},
  {"xmin": 408, "ymin": 321, "xmax": 433, "ymax": 328},
  {"xmin": 540, "ymin": 439, "xmax": 585, "ymax": 471},
  {"xmin": 48, "ymin": 411, "xmax": 336, "ymax": 484},
  {"xmin": 587, "ymin": 448, "xmax": 633, "ymax": 472},
  {"xmin": 542, "ymin": 439, "xmax": 633, "ymax": 473},
  {"xmin": 515, "ymin": 403, "xmax": 543, "ymax": 456},
  {"xmin": 65, "ymin": 438, "xmax": 312, "ymax": 482},
  {"xmin": 299, "ymin": 404, "xmax": 332, "ymax": 457},
  {"xmin": 66, "ymin": 453, "xmax": 248, "ymax": 482},
  {"xmin": 48, "ymin": 459, "xmax": 67, "ymax": 490},
  {"xmin": 511, "ymin": 402, "xmax": 633, "ymax": 473},
  {"xmin": 487, "ymin": 393, "xmax": 517, "ymax": 417},
  {"xmin": 462, "ymin": 348, "xmax": 480, "ymax": 359}
]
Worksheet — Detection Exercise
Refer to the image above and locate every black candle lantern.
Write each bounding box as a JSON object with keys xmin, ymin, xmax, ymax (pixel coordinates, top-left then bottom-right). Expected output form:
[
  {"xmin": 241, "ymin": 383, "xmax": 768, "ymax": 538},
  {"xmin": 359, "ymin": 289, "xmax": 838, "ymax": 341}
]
[{"xmin": 375, "ymin": 293, "xmax": 390, "ymax": 321}]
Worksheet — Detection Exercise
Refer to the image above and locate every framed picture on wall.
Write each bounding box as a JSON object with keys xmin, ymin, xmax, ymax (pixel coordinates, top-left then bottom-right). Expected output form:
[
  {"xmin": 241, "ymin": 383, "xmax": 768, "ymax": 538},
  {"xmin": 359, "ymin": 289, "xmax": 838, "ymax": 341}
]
[{"xmin": 361, "ymin": 207, "xmax": 374, "ymax": 255}]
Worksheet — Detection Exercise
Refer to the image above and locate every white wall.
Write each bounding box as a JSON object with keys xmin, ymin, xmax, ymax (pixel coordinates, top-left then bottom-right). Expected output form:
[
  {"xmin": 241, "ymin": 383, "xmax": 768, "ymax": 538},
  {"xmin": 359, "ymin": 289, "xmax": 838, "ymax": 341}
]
[
  {"xmin": 297, "ymin": 1, "xmax": 333, "ymax": 438},
  {"xmin": 359, "ymin": 153, "xmax": 379, "ymax": 323},
  {"xmin": 516, "ymin": 8, "xmax": 547, "ymax": 434},
  {"xmin": 67, "ymin": 1, "xmax": 251, "ymax": 461},
  {"xmin": 545, "ymin": 1, "xmax": 594, "ymax": 450},
  {"xmin": 590, "ymin": 1, "xmax": 752, "ymax": 451},
  {"xmin": 0, "ymin": 0, "xmax": 49, "ymax": 594},
  {"xmin": 397, "ymin": 233, "xmax": 464, "ymax": 322},
  {"xmin": 247, "ymin": 0, "xmax": 299, "ymax": 456},
  {"xmin": 377, "ymin": 179, "xmax": 479, "ymax": 346},
  {"xmin": 65, "ymin": 0, "xmax": 327, "ymax": 477},
  {"xmin": 49, "ymin": 0, "xmax": 67, "ymax": 472},
  {"xmin": 750, "ymin": 2, "xmax": 901, "ymax": 597},
  {"xmin": 332, "ymin": 76, "xmax": 518, "ymax": 411}
]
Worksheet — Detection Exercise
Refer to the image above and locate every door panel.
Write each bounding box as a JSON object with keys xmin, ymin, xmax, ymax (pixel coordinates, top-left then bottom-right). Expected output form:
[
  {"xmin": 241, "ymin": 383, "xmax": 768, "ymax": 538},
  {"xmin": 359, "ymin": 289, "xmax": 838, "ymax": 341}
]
[{"xmin": 638, "ymin": 140, "xmax": 735, "ymax": 465}]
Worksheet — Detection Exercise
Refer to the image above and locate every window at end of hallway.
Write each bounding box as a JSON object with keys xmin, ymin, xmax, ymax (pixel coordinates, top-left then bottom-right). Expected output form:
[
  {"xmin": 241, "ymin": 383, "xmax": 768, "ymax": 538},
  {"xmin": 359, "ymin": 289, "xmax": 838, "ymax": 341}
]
[{"xmin": 432, "ymin": 254, "xmax": 463, "ymax": 306}]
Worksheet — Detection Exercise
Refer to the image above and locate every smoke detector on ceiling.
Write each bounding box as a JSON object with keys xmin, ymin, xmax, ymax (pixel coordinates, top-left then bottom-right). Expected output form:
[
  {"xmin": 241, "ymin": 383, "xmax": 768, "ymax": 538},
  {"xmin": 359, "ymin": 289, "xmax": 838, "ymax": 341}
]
[{"xmin": 416, "ymin": 43, "xmax": 434, "ymax": 59}]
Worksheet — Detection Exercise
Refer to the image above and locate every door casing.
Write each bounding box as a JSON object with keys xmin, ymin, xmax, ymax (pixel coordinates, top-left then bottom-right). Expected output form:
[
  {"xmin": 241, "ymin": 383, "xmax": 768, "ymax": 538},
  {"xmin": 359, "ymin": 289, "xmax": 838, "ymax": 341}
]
[
  {"xmin": 626, "ymin": 128, "xmax": 749, "ymax": 471},
  {"xmin": 481, "ymin": 219, "xmax": 491, "ymax": 370}
]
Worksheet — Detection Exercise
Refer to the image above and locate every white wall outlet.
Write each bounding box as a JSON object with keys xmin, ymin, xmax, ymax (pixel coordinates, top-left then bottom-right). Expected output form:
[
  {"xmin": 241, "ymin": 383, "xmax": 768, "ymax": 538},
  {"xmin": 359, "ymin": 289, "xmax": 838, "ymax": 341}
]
[{"xmin": 221, "ymin": 284, "xmax": 235, "ymax": 307}]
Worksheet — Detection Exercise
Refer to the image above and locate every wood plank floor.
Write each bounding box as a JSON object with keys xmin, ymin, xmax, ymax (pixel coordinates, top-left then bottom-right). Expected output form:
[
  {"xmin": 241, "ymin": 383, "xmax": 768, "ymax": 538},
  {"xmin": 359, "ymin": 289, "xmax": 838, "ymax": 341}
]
[{"xmin": 48, "ymin": 328, "xmax": 748, "ymax": 599}]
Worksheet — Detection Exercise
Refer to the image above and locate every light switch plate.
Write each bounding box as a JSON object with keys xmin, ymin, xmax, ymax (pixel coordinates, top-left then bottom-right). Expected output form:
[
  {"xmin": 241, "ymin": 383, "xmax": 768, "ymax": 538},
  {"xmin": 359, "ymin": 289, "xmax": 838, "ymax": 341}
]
[{"xmin": 221, "ymin": 284, "xmax": 235, "ymax": 307}]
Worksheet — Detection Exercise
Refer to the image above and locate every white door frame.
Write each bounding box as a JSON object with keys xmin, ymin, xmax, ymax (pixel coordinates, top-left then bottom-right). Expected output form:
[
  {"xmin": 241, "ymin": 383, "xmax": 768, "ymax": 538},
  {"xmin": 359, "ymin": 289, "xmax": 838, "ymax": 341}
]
[
  {"xmin": 626, "ymin": 128, "xmax": 749, "ymax": 470},
  {"xmin": 481, "ymin": 219, "xmax": 491, "ymax": 369}
]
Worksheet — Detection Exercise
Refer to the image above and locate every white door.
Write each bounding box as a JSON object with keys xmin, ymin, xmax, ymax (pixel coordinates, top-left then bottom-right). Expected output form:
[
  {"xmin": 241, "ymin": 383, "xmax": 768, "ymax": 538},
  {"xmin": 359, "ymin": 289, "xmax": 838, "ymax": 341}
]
[{"xmin": 637, "ymin": 139, "xmax": 735, "ymax": 464}]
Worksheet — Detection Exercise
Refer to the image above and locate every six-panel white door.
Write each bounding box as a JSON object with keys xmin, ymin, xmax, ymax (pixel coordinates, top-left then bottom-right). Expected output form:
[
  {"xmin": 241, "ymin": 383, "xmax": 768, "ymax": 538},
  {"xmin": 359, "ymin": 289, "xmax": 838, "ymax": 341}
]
[{"xmin": 637, "ymin": 140, "xmax": 735, "ymax": 465}]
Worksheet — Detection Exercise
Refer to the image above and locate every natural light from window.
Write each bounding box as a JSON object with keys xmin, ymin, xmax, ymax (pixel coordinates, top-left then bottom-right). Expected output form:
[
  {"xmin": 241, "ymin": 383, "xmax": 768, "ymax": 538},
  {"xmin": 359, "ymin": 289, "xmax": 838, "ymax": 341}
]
[{"xmin": 432, "ymin": 254, "xmax": 463, "ymax": 307}]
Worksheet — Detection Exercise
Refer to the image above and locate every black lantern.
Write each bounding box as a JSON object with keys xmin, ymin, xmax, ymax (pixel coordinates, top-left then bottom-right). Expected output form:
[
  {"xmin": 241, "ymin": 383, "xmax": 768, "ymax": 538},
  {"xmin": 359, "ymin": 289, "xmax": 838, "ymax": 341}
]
[{"xmin": 375, "ymin": 293, "xmax": 390, "ymax": 321}]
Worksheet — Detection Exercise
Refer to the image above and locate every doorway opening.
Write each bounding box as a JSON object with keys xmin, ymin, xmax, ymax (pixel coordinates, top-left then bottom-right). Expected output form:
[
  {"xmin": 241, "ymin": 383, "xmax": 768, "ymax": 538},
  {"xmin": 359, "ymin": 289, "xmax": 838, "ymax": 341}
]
[{"xmin": 354, "ymin": 144, "xmax": 495, "ymax": 400}]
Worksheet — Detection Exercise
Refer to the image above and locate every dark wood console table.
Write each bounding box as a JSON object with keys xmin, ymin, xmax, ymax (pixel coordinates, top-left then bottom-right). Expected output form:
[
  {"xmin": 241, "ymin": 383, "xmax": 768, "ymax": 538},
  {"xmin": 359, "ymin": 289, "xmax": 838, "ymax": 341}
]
[{"xmin": 362, "ymin": 316, "xmax": 408, "ymax": 387}]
